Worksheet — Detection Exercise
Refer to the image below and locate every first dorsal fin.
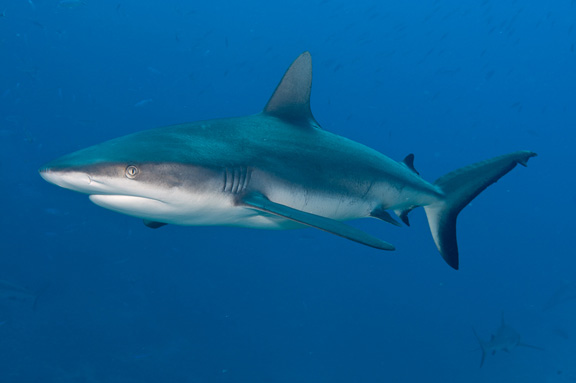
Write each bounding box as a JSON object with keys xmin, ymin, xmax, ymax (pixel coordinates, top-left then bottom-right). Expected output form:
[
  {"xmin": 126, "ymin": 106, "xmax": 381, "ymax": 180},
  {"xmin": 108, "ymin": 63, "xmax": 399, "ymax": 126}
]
[{"xmin": 263, "ymin": 51, "xmax": 320, "ymax": 128}]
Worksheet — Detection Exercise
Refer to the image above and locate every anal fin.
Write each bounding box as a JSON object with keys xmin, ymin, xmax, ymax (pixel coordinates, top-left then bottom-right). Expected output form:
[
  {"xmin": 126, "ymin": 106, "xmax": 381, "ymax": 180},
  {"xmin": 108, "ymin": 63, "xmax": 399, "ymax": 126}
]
[
  {"xmin": 394, "ymin": 207, "xmax": 414, "ymax": 226},
  {"xmin": 239, "ymin": 193, "xmax": 395, "ymax": 251}
]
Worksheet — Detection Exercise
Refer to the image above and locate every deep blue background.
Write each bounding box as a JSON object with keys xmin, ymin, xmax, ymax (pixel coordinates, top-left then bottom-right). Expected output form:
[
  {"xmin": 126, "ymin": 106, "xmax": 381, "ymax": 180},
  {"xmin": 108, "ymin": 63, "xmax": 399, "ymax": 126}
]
[{"xmin": 1, "ymin": 0, "xmax": 575, "ymax": 381}]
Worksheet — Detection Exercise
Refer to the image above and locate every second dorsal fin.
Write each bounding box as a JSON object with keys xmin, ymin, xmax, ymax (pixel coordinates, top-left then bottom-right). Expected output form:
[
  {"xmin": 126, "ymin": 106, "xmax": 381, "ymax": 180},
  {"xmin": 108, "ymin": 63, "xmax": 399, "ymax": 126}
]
[
  {"xmin": 263, "ymin": 51, "xmax": 320, "ymax": 128},
  {"xmin": 402, "ymin": 154, "xmax": 420, "ymax": 175}
]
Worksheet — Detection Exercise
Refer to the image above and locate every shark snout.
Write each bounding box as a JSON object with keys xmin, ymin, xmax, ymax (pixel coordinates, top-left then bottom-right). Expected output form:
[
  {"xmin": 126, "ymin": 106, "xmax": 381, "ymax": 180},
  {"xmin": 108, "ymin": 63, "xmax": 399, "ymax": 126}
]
[
  {"xmin": 39, "ymin": 167, "xmax": 93, "ymax": 192},
  {"xmin": 38, "ymin": 167, "xmax": 60, "ymax": 185}
]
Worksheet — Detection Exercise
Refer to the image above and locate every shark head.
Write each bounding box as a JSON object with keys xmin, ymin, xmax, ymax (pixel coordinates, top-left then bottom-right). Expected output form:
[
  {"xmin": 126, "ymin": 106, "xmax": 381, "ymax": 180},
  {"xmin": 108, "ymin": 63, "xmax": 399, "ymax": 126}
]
[
  {"xmin": 38, "ymin": 51, "xmax": 319, "ymax": 230},
  {"xmin": 39, "ymin": 128, "xmax": 228, "ymax": 225}
]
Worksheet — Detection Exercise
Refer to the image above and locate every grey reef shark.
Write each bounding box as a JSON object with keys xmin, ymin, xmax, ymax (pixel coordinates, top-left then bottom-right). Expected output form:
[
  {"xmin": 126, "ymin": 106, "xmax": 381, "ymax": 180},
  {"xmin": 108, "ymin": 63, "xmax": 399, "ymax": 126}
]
[
  {"xmin": 39, "ymin": 52, "xmax": 536, "ymax": 269},
  {"xmin": 473, "ymin": 313, "xmax": 543, "ymax": 367},
  {"xmin": 0, "ymin": 279, "xmax": 41, "ymax": 310}
]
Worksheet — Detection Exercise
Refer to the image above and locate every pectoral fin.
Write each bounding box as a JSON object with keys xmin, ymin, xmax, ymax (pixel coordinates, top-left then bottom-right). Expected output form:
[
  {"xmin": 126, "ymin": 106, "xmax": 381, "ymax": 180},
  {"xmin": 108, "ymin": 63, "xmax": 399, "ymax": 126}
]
[{"xmin": 239, "ymin": 193, "xmax": 395, "ymax": 251}]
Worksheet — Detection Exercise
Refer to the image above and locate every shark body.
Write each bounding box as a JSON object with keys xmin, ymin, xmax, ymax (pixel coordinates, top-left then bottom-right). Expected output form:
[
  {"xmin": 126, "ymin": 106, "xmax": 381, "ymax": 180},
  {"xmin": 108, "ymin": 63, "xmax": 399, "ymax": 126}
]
[
  {"xmin": 0, "ymin": 279, "xmax": 40, "ymax": 310},
  {"xmin": 39, "ymin": 52, "xmax": 536, "ymax": 269},
  {"xmin": 474, "ymin": 314, "xmax": 542, "ymax": 367}
]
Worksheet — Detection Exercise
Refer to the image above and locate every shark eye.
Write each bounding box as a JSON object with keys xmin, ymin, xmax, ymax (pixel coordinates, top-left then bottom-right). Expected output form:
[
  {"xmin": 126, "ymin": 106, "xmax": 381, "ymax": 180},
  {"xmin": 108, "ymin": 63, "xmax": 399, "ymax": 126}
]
[{"xmin": 125, "ymin": 165, "xmax": 140, "ymax": 179}]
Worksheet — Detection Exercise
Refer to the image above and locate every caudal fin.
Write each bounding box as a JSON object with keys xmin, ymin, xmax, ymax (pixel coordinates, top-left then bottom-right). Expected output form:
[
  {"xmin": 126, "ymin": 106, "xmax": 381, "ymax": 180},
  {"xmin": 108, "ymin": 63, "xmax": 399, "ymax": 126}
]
[{"xmin": 424, "ymin": 151, "xmax": 537, "ymax": 269}]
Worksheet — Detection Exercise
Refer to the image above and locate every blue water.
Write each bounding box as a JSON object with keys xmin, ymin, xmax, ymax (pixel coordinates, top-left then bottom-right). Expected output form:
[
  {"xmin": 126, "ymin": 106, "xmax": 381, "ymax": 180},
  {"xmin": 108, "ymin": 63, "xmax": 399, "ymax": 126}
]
[{"xmin": 1, "ymin": 0, "xmax": 574, "ymax": 381}]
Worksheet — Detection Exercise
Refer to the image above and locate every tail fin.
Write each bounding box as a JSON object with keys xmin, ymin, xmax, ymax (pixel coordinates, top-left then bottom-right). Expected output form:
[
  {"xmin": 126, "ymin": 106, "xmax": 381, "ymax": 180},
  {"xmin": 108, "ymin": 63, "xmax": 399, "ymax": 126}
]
[
  {"xmin": 424, "ymin": 151, "xmax": 537, "ymax": 269},
  {"xmin": 472, "ymin": 328, "xmax": 488, "ymax": 368}
]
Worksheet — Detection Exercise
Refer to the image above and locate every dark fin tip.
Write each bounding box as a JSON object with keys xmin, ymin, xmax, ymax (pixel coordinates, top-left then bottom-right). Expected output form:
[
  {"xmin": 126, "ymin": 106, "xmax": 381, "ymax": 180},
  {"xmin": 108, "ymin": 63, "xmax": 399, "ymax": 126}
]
[
  {"xmin": 398, "ymin": 208, "xmax": 413, "ymax": 226},
  {"xmin": 438, "ymin": 212, "xmax": 459, "ymax": 269},
  {"xmin": 402, "ymin": 153, "xmax": 420, "ymax": 175},
  {"xmin": 400, "ymin": 215, "xmax": 410, "ymax": 226},
  {"xmin": 143, "ymin": 220, "xmax": 167, "ymax": 229}
]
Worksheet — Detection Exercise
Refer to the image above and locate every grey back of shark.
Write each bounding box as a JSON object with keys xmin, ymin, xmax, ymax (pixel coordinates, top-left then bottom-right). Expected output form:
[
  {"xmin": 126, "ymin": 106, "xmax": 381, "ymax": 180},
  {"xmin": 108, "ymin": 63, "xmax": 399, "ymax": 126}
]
[
  {"xmin": 39, "ymin": 52, "xmax": 536, "ymax": 269},
  {"xmin": 474, "ymin": 314, "xmax": 542, "ymax": 367}
]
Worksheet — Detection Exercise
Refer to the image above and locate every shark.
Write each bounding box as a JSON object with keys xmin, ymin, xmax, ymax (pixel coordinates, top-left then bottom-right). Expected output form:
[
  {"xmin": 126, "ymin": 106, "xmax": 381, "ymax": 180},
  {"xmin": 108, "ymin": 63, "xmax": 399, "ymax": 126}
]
[
  {"xmin": 0, "ymin": 279, "xmax": 40, "ymax": 309},
  {"xmin": 473, "ymin": 313, "xmax": 543, "ymax": 367},
  {"xmin": 39, "ymin": 52, "xmax": 536, "ymax": 269}
]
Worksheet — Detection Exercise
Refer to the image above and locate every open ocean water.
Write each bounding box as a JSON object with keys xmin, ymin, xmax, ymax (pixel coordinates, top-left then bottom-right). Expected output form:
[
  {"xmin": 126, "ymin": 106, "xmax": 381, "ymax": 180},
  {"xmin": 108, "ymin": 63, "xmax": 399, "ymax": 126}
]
[{"xmin": 0, "ymin": 0, "xmax": 574, "ymax": 382}]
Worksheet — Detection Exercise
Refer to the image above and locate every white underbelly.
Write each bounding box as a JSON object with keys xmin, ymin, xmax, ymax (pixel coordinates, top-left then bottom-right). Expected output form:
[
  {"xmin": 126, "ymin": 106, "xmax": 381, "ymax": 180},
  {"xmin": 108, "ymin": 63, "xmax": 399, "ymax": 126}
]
[
  {"xmin": 261, "ymin": 187, "xmax": 375, "ymax": 222},
  {"xmin": 88, "ymin": 192, "xmax": 307, "ymax": 230}
]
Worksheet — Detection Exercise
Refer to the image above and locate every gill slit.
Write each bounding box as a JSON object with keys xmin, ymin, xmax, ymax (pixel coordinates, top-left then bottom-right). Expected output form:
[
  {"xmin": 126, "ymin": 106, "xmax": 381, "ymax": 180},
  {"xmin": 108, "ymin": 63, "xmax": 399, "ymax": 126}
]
[{"xmin": 223, "ymin": 166, "xmax": 252, "ymax": 194}]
